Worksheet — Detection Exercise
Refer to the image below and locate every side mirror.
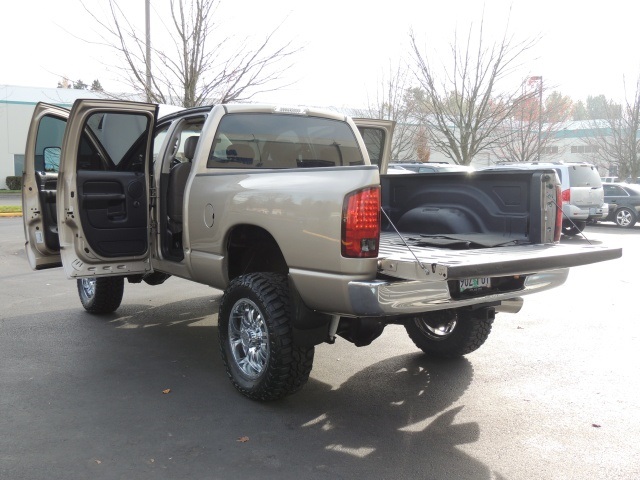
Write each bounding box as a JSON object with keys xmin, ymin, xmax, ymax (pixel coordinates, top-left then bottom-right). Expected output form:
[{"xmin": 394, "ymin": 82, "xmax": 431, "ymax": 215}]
[{"xmin": 43, "ymin": 147, "xmax": 61, "ymax": 172}]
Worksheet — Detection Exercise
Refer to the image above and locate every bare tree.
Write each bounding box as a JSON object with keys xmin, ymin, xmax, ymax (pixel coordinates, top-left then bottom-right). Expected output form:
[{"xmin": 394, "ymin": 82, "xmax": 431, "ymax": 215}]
[
  {"xmin": 354, "ymin": 61, "xmax": 421, "ymax": 162},
  {"xmin": 82, "ymin": 0, "xmax": 300, "ymax": 107},
  {"xmin": 493, "ymin": 85, "xmax": 573, "ymax": 163},
  {"xmin": 409, "ymin": 19, "xmax": 539, "ymax": 165},
  {"xmin": 584, "ymin": 78, "xmax": 640, "ymax": 180}
]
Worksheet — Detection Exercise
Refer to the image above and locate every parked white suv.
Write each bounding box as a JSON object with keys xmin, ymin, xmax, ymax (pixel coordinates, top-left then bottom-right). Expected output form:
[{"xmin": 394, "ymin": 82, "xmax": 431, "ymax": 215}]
[{"xmin": 482, "ymin": 162, "xmax": 605, "ymax": 236}]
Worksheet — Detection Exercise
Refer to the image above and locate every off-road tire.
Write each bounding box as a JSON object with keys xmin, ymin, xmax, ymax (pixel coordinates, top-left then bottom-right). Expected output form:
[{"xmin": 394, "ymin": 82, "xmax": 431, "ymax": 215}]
[
  {"xmin": 77, "ymin": 277, "xmax": 125, "ymax": 314},
  {"xmin": 562, "ymin": 220, "xmax": 586, "ymax": 236},
  {"xmin": 405, "ymin": 310, "xmax": 494, "ymax": 358},
  {"xmin": 218, "ymin": 273, "xmax": 315, "ymax": 401}
]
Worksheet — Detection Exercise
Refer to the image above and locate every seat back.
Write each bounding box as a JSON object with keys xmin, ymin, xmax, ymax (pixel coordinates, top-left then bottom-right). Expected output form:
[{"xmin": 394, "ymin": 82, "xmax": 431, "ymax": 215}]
[
  {"xmin": 226, "ymin": 143, "xmax": 255, "ymax": 165},
  {"xmin": 184, "ymin": 135, "xmax": 199, "ymax": 161},
  {"xmin": 261, "ymin": 141, "xmax": 300, "ymax": 168},
  {"xmin": 167, "ymin": 135, "xmax": 199, "ymax": 228}
]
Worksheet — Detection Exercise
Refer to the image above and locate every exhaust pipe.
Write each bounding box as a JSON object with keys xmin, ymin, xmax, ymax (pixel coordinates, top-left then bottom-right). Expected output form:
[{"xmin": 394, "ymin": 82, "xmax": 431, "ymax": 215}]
[{"xmin": 495, "ymin": 297, "xmax": 524, "ymax": 314}]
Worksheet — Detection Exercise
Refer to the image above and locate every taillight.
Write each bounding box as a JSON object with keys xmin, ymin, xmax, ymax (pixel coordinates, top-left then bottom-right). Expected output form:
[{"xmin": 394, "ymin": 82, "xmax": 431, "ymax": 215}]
[
  {"xmin": 342, "ymin": 187, "xmax": 380, "ymax": 258},
  {"xmin": 561, "ymin": 188, "xmax": 570, "ymax": 202},
  {"xmin": 555, "ymin": 184, "xmax": 563, "ymax": 242}
]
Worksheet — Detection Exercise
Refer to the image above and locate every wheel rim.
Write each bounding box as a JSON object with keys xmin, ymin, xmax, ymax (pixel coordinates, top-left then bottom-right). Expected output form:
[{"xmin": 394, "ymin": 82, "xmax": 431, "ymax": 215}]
[
  {"xmin": 414, "ymin": 315, "xmax": 457, "ymax": 340},
  {"xmin": 616, "ymin": 209, "xmax": 633, "ymax": 226},
  {"xmin": 80, "ymin": 278, "xmax": 96, "ymax": 299},
  {"xmin": 228, "ymin": 299, "xmax": 269, "ymax": 379}
]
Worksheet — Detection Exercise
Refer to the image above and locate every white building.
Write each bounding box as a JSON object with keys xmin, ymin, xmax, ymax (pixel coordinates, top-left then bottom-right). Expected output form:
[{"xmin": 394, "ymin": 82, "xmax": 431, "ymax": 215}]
[{"xmin": 0, "ymin": 85, "xmax": 105, "ymax": 189}]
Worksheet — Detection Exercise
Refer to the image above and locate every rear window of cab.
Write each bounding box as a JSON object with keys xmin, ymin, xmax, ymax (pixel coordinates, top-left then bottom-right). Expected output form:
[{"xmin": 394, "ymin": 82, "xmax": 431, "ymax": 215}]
[{"xmin": 207, "ymin": 113, "xmax": 364, "ymax": 169}]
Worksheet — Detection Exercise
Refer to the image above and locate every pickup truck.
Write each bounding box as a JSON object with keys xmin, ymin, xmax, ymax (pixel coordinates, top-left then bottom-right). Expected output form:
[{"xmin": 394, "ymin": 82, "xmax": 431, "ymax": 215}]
[{"xmin": 22, "ymin": 100, "xmax": 621, "ymax": 401}]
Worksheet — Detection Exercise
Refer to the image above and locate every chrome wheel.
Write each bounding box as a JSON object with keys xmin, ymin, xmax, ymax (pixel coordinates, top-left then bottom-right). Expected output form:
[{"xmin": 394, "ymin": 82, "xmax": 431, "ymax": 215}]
[
  {"xmin": 80, "ymin": 277, "xmax": 96, "ymax": 300},
  {"xmin": 228, "ymin": 298, "xmax": 270, "ymax": 379},
  {"xmin": 76, "ymin": 276, "xmax": 124, "ymax": 314},
  {"xmin": 405, "ymin": 309, "xmax": 494, "ymax": 358},
  {"xmin": 218, "ymin": 273, "xmax": 315, "ymax": 400},
  {"xmin": 615, "ymin": 208, "xmax": 635, "ymax": 227},
  {"xmin": 414, "ymin": 314, "xmax": 458, "ymax": 340}
]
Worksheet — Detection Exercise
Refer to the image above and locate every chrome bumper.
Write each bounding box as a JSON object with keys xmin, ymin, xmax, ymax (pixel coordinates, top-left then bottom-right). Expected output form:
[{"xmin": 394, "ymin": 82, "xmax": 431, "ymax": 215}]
[{"xmin": 347, "ymin": 268, "xmax": 570, "ymax": 316}]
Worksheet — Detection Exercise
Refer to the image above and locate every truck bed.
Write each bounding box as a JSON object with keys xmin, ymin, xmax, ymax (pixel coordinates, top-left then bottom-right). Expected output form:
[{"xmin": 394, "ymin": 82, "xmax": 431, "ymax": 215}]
[{"xmin": 378, "ymin": 170, "xmax": 621, "ymax": 282}]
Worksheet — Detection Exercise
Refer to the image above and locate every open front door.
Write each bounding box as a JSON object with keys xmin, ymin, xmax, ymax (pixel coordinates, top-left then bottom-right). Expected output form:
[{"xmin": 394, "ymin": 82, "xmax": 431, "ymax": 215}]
[
  {"xmin": 22, "ymin": 103, "xmax": 69, "ymax": 270},
  {"xmin": 353, "ymin": 118, "xmax": 395, "ymax": 172},
  {"xmin": 57, "ymin": 100, "xmax": 158, "ymax": 279}
]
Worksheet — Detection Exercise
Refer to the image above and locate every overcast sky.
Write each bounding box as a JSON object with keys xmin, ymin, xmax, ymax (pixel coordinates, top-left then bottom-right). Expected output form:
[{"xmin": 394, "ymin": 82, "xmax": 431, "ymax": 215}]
[{"xmin": 3, "ymin": 0, "xmax": 640, "ymax": 108}]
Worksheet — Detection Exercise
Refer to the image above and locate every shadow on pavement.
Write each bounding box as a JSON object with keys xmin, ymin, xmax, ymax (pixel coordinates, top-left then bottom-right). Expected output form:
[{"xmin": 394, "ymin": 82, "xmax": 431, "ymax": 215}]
[{"xmin": 1, "ymin": 295, "xmax": 503, "ymax": 480}]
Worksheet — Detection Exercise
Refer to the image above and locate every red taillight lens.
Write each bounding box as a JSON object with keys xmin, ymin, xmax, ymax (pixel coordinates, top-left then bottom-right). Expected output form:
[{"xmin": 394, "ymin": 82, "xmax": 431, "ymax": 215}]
[
  {"xmin": 555, "ymin": 184, "xmax": 563, "ymax": 242},
  {"xmin": 342, "ymin": 187, "xmax": 380, "ymax": 258},
  {"xmin": 561, "ymin": 188, "xmax": 570, "ymax": 202}
]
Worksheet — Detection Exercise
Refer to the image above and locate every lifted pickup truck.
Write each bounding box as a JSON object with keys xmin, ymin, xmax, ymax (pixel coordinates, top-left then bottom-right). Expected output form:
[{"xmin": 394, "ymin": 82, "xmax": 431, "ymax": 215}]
[{"xmin": 22, "ymin": 100, "xmax": 621, "ymax": 400}]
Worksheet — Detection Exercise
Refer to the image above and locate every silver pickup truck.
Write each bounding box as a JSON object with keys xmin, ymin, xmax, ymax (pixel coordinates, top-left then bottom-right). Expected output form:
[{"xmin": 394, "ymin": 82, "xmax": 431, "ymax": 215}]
[{"xmin": 22, "ymin": 100, "xmax": 621, "ymax": 400}]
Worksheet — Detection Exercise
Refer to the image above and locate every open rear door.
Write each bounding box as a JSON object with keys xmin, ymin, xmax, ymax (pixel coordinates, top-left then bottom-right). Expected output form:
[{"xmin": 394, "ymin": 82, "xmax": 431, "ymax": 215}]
[
  {"xmin": 22, "ymin": 103, "xmax": 69, "ymax": 270},
  {"xmin": 353, "ymin": 118, "xmax": 395, "ymax": 172},
  {"xmin": 57, "ymin": 100, "xmax": 158, "ymax": 279}
]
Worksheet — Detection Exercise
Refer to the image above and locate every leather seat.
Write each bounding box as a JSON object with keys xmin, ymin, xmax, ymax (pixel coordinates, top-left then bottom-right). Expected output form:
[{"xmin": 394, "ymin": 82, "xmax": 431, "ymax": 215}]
[
  {"xmin": 167, "ymin": 135, "xmax": 199, "ymax": 232},
  {"xmin": 226, "ymin": 143, "xmax": 254, "ymax": 165}
]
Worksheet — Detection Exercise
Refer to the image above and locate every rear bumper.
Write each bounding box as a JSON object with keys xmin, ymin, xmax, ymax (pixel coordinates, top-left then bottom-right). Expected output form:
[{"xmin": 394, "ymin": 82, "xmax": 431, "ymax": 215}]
[
  {"xmin": 566, "ymin": 203, "xmax": 607, "ymax": 221},
  {"xmin": 346, "ymin": 268, "xmax": 570, "ymax": 316},
  {"xmin": 564, "ymin": 204, "xmax": 589, "ymax": 220},
  {"xmin": 594, "ymin": 203, "xmax": 609, "ymax": 220}
]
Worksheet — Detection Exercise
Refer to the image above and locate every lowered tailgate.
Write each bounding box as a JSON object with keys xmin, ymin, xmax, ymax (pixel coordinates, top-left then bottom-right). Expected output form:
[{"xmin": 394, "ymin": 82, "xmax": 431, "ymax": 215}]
[{"xmin": 378, "ymin": 232, "xmax": 621, "ymax": 281}]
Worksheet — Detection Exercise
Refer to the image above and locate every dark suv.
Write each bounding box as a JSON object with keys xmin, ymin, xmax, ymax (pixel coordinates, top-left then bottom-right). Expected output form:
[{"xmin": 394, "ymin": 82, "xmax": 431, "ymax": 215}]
[{"xmin": 603, "ymin": 183, "xmax": 640, "ymax": 227}]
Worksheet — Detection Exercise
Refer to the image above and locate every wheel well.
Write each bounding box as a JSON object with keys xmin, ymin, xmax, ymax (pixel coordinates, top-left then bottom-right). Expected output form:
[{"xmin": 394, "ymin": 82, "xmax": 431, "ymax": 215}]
[{"xmin": 226, "ymin": 225, "xmax": 288, "ymax": 281}]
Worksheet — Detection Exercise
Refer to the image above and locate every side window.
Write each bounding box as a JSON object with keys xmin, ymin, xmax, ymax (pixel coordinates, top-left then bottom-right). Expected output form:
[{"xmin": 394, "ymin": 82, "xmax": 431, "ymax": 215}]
[
  {"xmin": 35, "ymin": 115, "xmax": 66, "ymax": 172},
  {"xmin": 78, "ymin": 112, "xmax": 151, "ymax": 172},
  {"xmin": 604, "ymin": 185, "xmax": 625, "ymax": 196},
  {"xmin": 153, "ymin": 124, "xmax": 171, "ymax": 163},
  {"xmin": 161, "ymin": 117, "xmax": 205, "ymax": 168},
  {"xmin": 357, "ymin": 127, "xmax": 385, "ymax": 168},
  {"xmin": 173, "ymin": 124, "xmax": 204, "ymax": 162}
]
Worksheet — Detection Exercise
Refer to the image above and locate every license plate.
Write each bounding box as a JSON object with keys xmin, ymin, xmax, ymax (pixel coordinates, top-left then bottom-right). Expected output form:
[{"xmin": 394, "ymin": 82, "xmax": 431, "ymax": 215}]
[{"xmin": 460, "ymin": 277, "xmax": 491, "ymax": 292}]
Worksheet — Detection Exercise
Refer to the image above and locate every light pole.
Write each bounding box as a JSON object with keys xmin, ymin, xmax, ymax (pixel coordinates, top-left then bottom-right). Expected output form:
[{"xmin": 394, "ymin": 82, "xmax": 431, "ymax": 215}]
[
  {"xmin": 530, "ymin": 76, "xmax": 543, "ymax": 162},
  {"xmin": 145, "ymin": 0, "xmax": 151, "ymax": 102}
]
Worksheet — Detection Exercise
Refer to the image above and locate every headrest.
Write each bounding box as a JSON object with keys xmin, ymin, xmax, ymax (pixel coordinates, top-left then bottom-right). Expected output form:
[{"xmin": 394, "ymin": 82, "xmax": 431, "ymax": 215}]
[
  {"xmin": 226, "ymin": 143, "xmax": 254, "ymax": 164},
  {"xmin": 184, "ymin": 135, "xmax": 199, "ymax": 161}
]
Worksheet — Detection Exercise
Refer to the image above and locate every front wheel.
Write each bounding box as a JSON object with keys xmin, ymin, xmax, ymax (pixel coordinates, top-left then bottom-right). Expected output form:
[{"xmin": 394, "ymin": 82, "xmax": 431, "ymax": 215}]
[
  {"xmin": 614, "ymin": 207, "xmax": 636, "ymax": 228},
  {"xmin": 405, "ymin": 309, "xmax": 494, "ymax": 358},
  {"xmin": 218, "ymin": 273, "xmax": 314, "ymax": 401},
  {"xmin": 77, "ymin": 277, "xmax": 124, "ymax": 314}
]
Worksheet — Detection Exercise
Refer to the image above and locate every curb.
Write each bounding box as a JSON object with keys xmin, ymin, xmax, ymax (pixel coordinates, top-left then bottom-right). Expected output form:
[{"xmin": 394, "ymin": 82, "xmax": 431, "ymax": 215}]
[{"xmin": 0, "ymin": 213, "xmax": 23, "ymax": 217}]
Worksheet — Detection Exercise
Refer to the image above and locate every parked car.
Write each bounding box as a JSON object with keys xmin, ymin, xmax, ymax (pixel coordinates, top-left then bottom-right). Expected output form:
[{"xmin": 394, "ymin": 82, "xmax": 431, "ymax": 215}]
[
  {"xmin": 481, "ymin": 162, "xmax": 605, "ymax": 236},
  {"xmin": 602, "ymin": 183, "xmax": 640, "ymax": 227},
  {"xmin": 601, "ymin": 176, "xmax": 620, "ymax": 183}
]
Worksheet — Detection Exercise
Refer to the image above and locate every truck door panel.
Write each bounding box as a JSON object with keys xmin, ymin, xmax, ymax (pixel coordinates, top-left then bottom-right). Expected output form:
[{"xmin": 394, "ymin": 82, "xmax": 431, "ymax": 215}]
[
  {"xmin": 22, "ymin": 103, "xmax": 69, "ymax": 269},
  {"xmin": 353, "ymin": 118, "xmax": 395, "ymax": 171},
  {"xmin": 57, "ymin": 100, "xmax": 157, "ymax": 278},
  {"xmin": 76, "ymin": 170, "xmax": 148, "ymax": 257}
]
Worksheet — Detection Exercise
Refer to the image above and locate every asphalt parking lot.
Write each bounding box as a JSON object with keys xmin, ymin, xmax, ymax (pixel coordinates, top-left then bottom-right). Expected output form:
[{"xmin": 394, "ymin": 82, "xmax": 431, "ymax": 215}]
[{"xmin": 1, "ymin": 217, "xmax": 639, "ymax": 480}]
